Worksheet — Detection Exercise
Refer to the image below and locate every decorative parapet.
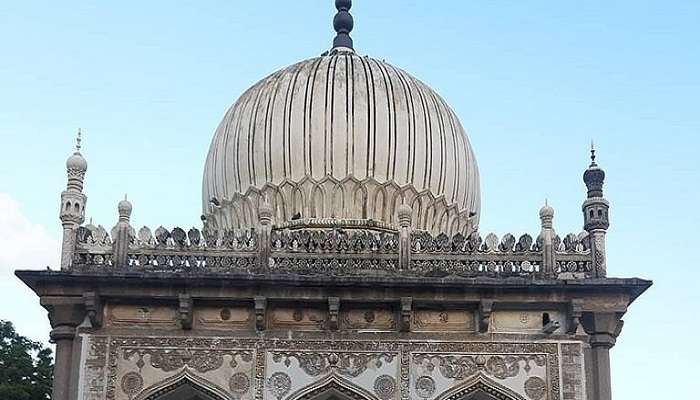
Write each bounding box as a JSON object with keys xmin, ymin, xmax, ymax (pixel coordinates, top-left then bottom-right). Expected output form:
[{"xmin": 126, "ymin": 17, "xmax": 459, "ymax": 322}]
[
  {"xmin": 71, "ymin": 223, "xmax": 592, "ymax": 279},
  {"xmin": 270, "ymin": 228, "xmax": 399, "ymax": 253},
  {"xmin": 73, "ymin": 225, "xmax": 257, "ymax": 271}
]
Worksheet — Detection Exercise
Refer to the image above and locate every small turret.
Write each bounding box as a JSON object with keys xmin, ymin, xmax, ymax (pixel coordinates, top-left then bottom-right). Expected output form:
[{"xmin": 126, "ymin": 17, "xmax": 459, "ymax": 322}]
[
  {"xmin": 582, "ymin": 143, "xmax": 609, "ymax": 276},
  {"xmin": 539, "ymin": 201, "xmax": 556, "ymax": 274},
  {"xmin": 59, "ymin": 130, "xmax": 88, "ymax": 269},
  {"xmin": 112, "ymin": 195, "xmax": 134, "ymax": 267}
]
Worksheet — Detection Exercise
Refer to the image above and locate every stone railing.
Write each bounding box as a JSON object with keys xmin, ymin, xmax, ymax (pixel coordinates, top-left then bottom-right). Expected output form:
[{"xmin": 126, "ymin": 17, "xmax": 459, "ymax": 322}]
[
  {"xmin": 73, "ymin": 225, "xmax": 258, "ymax": 272},
  {"xmin": 71, "ymin": 223, "xmax": 594, "ymax": 279}
]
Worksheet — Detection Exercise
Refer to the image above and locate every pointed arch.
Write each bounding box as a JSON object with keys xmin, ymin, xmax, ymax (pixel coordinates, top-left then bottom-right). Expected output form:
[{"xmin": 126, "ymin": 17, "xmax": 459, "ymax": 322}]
[
  {"xmin": 135, "ymin": 368, "xmax": 233, "ymax": 400},
  {"xmin": 288, "ymin": 374, "xmax": 379, "ymax": 400},
  {"xmin": 433, "ymin": 373, "xmax": 527, "ymax": 400}
]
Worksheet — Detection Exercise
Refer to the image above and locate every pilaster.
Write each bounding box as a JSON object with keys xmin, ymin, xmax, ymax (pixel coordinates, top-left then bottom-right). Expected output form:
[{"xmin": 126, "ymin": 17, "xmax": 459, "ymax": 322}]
[
  {"xmin": 582, "ymin": 312, "xmax": 624, "ymax": 400},
  {"xmin": 41, "ymin": 297, "xmax": 85, "ymax": 400}
]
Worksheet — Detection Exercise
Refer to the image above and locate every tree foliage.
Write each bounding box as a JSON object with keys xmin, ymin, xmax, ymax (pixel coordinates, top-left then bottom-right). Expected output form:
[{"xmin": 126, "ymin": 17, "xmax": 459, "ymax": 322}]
[{"xmin": 0, "ymin": 320, "xmax": 53, "ymax": 400}]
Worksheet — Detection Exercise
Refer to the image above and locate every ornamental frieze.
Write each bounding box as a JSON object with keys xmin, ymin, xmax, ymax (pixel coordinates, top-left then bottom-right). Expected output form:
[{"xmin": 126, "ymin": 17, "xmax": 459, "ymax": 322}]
[
  {"xmin": 271, "ymin": 351, "xmax": 395, "ymax": 378},
  {"xmin": 413, "ymin": 353, "xmax": 547, "ymax": 380},
  {"xmin": 92, "ymin": 336, "xmax": 562, "ymax": 400},
  {"xmin": 123, "ymin": 347, "xmax": 253, "ymax": 373}
]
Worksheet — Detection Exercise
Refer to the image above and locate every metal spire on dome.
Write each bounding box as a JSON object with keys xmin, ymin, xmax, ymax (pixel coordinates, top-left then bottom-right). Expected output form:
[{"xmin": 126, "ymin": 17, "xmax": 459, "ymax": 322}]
[
  {"xmin": 332, "ymin": 0, "xmax": 354, "ymax": 52},
  {"xmin": 589, "ymin": 140, "xmax": 596, "ymax": 166},
  {"xmin": 76, "ymin": 128, "xmax": 82, "ymax": 152}
]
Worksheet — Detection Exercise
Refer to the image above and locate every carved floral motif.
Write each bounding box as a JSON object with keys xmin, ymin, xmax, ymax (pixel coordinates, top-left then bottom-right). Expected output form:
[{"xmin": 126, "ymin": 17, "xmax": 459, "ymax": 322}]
[
  {"xmin": 271, "ymin": 229, "xmax": 398, "ymax": 254},
  {"xmin": 271, "ymin": 351, "xmax": 395, "ymax": 378},
  {"xmin": 414, "ymin": 376, "xmax": 436, "ymax": 399},
  {"xmin": 120, "ymin": 372, "xmax": 143, "ymax": 397},
  {"xmin": 374, "ymin": 375, "xmax": 397, "ymax": 400},
  {"xmin": 524, "ymin": 376, "xmax": 547, "ymax": 400},
  {"xmin": 123, "ymin": 347, "xmax": 253, "ymax": 373},
  {"xmin": 413, "ymin": 353, "xmax": 546, "ymax": 380},
  {"xmin": 229, "ymin": 372, "xmax": 251, "ymax": 396},
  {"xmin": 99, "ymin": 337, "xmax": 559, "ymax": 400},
  {"xmin": 266, "ymin": 372, "xmax": 291, "ymax": 400}
]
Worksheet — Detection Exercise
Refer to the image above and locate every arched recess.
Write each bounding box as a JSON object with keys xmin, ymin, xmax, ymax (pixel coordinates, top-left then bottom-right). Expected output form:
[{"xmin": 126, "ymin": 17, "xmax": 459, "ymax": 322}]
[
  {"xmin": 287, "ymin": 374, "xmax": 379, "ymax": 400},
  {"xmin": 433, "ymin": 373, "xmax": 527, "ymax": 400},
  {"xmin": 135, "ymin": 368, "xmax": 233, "ymax": 400}
]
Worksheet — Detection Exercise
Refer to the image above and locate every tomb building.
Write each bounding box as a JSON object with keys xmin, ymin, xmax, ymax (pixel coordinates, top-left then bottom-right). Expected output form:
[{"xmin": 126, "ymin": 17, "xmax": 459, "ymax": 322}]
[{"xmin": 17, "ymin": 2, "xmax": 650, "ymax": 400}]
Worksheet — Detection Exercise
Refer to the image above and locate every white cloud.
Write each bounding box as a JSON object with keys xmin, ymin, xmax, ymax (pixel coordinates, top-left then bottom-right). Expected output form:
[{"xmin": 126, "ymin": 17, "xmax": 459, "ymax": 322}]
[{"xmin": 0, "ymin": 192, "xmax": 59, "ymax": 344}]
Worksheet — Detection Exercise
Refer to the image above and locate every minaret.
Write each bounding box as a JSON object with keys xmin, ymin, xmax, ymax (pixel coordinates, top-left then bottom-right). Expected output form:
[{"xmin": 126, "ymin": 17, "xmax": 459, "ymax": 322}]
[
  {"xmin": 582, "ymin": 143, "xmax": 609, "ymax": 277},
  {"xmin": 59, "ymin": 129, "xmax": 88, "ymax": 269}
]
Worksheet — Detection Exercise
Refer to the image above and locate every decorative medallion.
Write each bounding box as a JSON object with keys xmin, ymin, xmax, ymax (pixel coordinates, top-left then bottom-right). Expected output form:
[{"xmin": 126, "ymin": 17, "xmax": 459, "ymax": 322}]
[
  {"xmin": 519, "ymin": 312, "xmax": 529, "ymax": 324},
  {"xmin": 524, "ymin": 376, "xmax": 547, "ymax": 400},
  {"xmin": 220, "ymin": 308, "xmax": 232, "ymax": 321},
  {"xmin": 364, "ymin": 311, "xmax": 376, "ymax": 323},
  {"xmin": 293, "ymin": 309, "xmax": 303, "ymax": 322},
  {"xmin": 229, "ymin": 372, "xmax": 251, "ymax": 395},
  {"xmin": 438, "ymin": 312, "xmax": 449, "ymax": 323},
  {"xmin": 120, "ymin": 372, "xmax": 143, "ymax": 396},
  {"xmin": 415, "ymin": 375, "xmax": 436, "ymax": 399},
  {"xmin": 266, "ymin": 372, "xmax": 292, "ymax": 400},
  {"xmin": 373, "ymin": 375, "xmax": 397, "ymax": 400}
]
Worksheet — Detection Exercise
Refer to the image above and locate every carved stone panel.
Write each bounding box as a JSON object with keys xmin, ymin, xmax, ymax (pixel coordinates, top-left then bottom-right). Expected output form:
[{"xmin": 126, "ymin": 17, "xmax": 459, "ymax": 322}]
[
  {"xmin": 193, "ymin": 306, "xmax": 252, "ymax": 331},
  {"xmin": 411, "ymin": 350, "xmax": 551, "ymax": 400},
  {"xmin": 105, "ymin": 305, "xmax": 178, "ymax": 329},
  {"xmin": 266, "ymin": 348, "xmax": 399, "ymax": 400},
  {"xmin": 340, "ymin": 308, "xmax": 396, "ymax": 331},
  {"xmin": 412, "ymin": 309, "xmax": 476, "ymax": 332},
  {"xmin": 560, "ymin": 342, "xmax": 585, "ymax": 400},
  {"xmin": 79, "ymin": 335, "xmax": 108, "ymax": 400},
  {"xmin": 81, "ymin": 336, "xmax": 561, "ymax": 400},
  {"xmin": 104, "ymin": 337, "xmax": 255, "ymax": 400},
  {"xmin": 490, "ymin": 310, "xmax": 564, "ymax": 334},
  {"xmin": 268, "ymin": 307, "xmax": 326, "ymax": 331}
]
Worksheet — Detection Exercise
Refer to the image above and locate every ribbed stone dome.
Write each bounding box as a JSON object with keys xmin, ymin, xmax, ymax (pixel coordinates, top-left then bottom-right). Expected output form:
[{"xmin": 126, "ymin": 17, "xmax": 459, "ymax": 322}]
[{"xmin": 202, "ymin": 52, "xmax": 480, "ymax": 235}]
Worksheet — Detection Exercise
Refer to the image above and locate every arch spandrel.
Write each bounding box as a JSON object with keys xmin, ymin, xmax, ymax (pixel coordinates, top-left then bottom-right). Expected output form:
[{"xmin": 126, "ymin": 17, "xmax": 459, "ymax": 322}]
[
  {"xmin": 432, "ymin": 374, "xmax": 527, "ymax": 400},
  {"xmin": 135, "ymin": 369, "xmax": 233, "ymax": 400},
  {"xmin": 287, "ymin": 374, "xmax": 379, "ymax": 400}
]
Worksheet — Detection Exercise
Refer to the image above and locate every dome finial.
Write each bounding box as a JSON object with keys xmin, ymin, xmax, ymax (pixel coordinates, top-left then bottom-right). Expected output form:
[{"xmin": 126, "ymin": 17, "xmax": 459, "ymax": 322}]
[
  {"xmin": 118, "ymin": 194, "xmax": 133, "ymax": 222},
  {"xmin": 332, "ymin": 0, "xmax": 354, "ymax": 52},
  {"xmin": 76, "ymin": 128, "xmax": 82, "ymax": 152},
  {"xmin": 589, "ymin": 139, "xmax": 596, "ymax": 166}
]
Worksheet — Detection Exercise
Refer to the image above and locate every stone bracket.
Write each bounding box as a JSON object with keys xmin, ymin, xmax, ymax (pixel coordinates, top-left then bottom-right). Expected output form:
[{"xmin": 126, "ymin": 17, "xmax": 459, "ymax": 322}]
[
  {"xmin": 41, "ymin": 296, "xmax": 86, "ymax": 329},
  {"xmin": 478, "ymin": 300, "xmax": 493, "ymax": 333},
  {"xmin": 254, "ymin": 296, "xmax": 267, "ymax": 331},
  {"xmin": 568, "ymin": 299, "xmax": 584, "ymax": 334},
  {"xmin": 582, "ymin": 312, "xmax": 625, "ymax": 348},
  {"xmin": 328, "ymin": 297, "xmax": 340, "ymax": 331},
  {"xmin": 82, "ymin": 291, "xmax": 103, "ymax": 328},
  {"xmin": 178, "ymin": 294, "xmax": 193, "ymax": 330},
  {"xmin": 400, "ymin": 297, "xmax": 412, "ymax": 332}
]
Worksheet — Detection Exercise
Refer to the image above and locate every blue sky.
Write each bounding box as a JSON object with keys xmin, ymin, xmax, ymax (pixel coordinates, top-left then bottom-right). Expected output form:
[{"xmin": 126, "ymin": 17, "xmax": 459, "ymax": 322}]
[{"xmin": 0, "ymin": 1, "xmax": 698, "ymax": 398}]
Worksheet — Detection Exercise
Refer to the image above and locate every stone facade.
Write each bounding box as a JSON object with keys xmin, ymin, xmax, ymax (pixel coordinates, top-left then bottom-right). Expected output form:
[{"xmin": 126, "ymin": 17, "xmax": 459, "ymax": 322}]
[{"xmin": 70, "ymin": 305, "xmax": 593, "ymax": 400}]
